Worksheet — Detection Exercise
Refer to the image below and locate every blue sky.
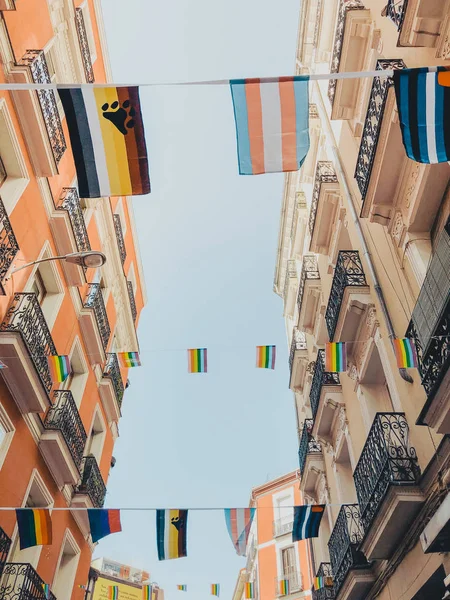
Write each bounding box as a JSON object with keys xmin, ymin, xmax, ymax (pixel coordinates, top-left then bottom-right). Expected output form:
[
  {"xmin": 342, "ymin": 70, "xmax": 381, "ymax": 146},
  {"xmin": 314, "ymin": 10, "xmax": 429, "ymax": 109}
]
[{"xmin": 96, "ymin": 0, "xmax": 300, "ymax": 596}]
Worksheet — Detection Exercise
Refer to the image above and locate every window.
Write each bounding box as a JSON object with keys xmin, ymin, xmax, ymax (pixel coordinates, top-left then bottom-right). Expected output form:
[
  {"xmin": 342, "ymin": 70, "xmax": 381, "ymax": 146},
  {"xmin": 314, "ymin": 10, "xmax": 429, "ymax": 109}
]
[
  {"xmin": 281, "ymin": 546, "xmax": 300, "ymax": 591},
  {"xmin": 85, "ymin": 406, "xmax": 106, "ymax": 463},
  {"xmin": 0, "ymin": 156, "xmax": 6, "ymax": 187},
  {"xmin": 61, "ymin": 338, "xmax": 88, "ymax": 407},
  {"xmin": 31, "ymin": 270, "xmax": 46, "ymax": 305},
  {"xmin": 52, "ymin": 530, "xmax": 80, "ymax": 600},
  {"xmin": 0, "ymin": 401, "xmax": 14, "ymax": 471}
]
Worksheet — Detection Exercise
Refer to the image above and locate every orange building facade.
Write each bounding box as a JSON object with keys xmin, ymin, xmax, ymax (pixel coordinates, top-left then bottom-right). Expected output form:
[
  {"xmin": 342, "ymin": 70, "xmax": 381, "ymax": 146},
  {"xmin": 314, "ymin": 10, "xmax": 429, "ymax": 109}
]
[
  {"xmin": 241, "ymin": 472, "xmax": 312, "ymax": 600},
  {"xmin": 0, "ymin": 1, "xmax": 146, "ymax": 599}
]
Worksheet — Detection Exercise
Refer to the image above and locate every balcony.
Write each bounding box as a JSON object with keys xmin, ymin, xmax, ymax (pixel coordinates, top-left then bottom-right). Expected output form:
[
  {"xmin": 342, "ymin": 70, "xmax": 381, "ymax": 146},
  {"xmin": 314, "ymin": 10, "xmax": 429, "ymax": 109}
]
[
  {"xmin": 283, "ymin": 260, "xmax": 298, "ymax": 318},
  {"xmin": 113, "ymin": 215, "xmax": 127, "ymax": 266},
  {"xmin": 312, "ymin": 563, "xmax": 335, "ymax": 600},
  {"xmin": 309, "ymin": 163, "xmax": 340, "ymax": 255},
  {"xmin": 289, "ymin": 328, "xmax": 307, "ymax": 392},
  {"xmin": 328, "ymin": 505, "xmax": 373, "ymax": 600},
  {"xmin": 0, "ymin": 527, "xmax": 11, "ymax": 579},
  {"xmin": 51, "ymin": 188, "xmax": 90, "ymax": 286},
  {"xmin": 79, "ymin": 284, "xmax": 111, "ymax": 365},
  {"xmin": 354, "ymin": 413, "xmax": 422, "ymax": 560},
  {"xmin": 75, "ymin": 8, "xmax": 95, "ymax": 83},
  {"xmin": 297, "ymin": 255, "xmax": 321, "ymax": 335},
  {"xmin": 386, "ymin": 0, "xmax": 447, "ymax": 48},
  {"xmin": 328, "ymin": 0, "xmax": 370, "ymax": 120},
  {"xmin": 71, "ymin": 455, "xmax": 106, "ymax": 535},
  {"xmin": 40, "ymin": 390, "xmax": 87, "ymax": 486},
  {"xmin": 0, "ymin": 293, "xmax": 56, "ymax": 413},
  {"xmin": 325, "ymin": 251, "xmax": 369, "ymax": 342},
  {"xmin": 0, "ymin": 0, "xmax": 16, "ymax": 9},
  {"xmin": 273, "ymin": 516, "xmax": 294, "ymax": 538},
  {"xmin": 99, "ymin": 353, "xmax": 124, "ymax": 423},
  {"xmin": 127, "ymin": 280, "xmax": 137, "ymax": 323},
  {"xmin": 298, "ymin": 419, "xmax": 323, "ymax": 494},
  {"xmin": 0, "ymin": 563, "xmax": 56, "ymax": 600},
  {"xmin": 0, "ymin": 196, "xmax": 19, "ymax": 295},
  {"xmin": 275, "ymin": 568, "xmax": 302, "ymax": 596},
  {"xmin": 11, "ymin": 50, "xmax": 66, "ymax": 176},
  {"xmin": 310, "ymin": 350, "xmax": 341, "ymax": 440}
]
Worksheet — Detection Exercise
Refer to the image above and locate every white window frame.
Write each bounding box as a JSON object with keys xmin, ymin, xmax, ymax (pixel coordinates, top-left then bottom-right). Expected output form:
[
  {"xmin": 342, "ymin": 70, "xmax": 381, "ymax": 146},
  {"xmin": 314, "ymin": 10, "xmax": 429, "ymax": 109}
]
[
  {"xmin": 52, "ymin": 528, "xmax": 81, "ymax": 600},
  {"xmin": 0, "ymin": 401, "xmax": 14, "ymax": 471}
]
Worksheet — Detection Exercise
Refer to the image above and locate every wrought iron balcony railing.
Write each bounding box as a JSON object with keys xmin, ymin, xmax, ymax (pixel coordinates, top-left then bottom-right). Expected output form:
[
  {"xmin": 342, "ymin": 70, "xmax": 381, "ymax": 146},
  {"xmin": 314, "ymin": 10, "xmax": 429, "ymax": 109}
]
[
  {"xmin": 297, "ymin": 255, "xmax": 320, "ymax": 315},
  {"xmin": 43, "ymin": 390, "xmax": 87, "ymax": 471},
  {"xmin": 17, "ymin": 50, "xmax": 66, "ymax": 164},
  {"xmin": 309, "ymin": 162, "xmax": 338, "ymax": 237},
  {"xmin": 0, "ymin": 563, "xmax": 56, "ymax": 600},
  {"xmin": 298, "ymin": 418, "xmax": 322, "ymax": 476},
  {"xmin": 353, "ymin": 413, "xmax": 420, "ymax": 534},
  {"xmin": 354, "ymin": 59, "xmax": 406, "ymax": 202},
  {"xmin": 328, "ymin": 0, "xmax": 365, "ymax": 105},
  {"xmin": 0, "ymin": 527, "xmax": 11, "ymax": 580},
  {"xmin": 274, "ymin": 568, "xmax": 302, "ymax": 595},
  {"xmin": 310, "ymin": 349, "xmax": 340, "ymax": 420},
  {"xmin": 84, "ymin": 284, "xmax": 111, "ymax": 351},
  {"xmin": 0, "ymin": 196, "xmax": 19, "ymax": 295},
  {"xmin": 104, "ymin": 353, "xmax": 125, "ymax": 410},
  {"xmin": 0, "ymin": 293, "xmax": 57, "ymax": 396},
  {"xmin": 76, "ymin": 455, "xmax": 106, "ymax": 508},
  {"xmin": 312, "ymin": 563, "xmax": 335, "ymax": 600},
  {"xmin": 328, "ymin": 505, "xmax": 368, "ymax": 596},
  {"xmin": 325, "ymin": 250, "xmax": 367, "ymax": 341},
  {"xmin": 289, "ymin": 328, "xmax": 307, "ymax": 373},
  {"xmin": 56, "ymin": 188, "xmax": 91, "ymax": 255},
  {"xmin": 273, "ymin": 517, "xmax": 294, "ymax": 537},
  {"xmin": 127, "ymin": 280, "xmax": 137, "ymax": 323},
  {"xmin": 113, "ymin": 215, "xmax": 127, "ymax": 265},
  {"xmin": 385, "ymin": 0, "xmax": 407, "ymax": 30},
  {"xmin": 75, "ymin": 7, "xmax": 95, "ymax": 83}
]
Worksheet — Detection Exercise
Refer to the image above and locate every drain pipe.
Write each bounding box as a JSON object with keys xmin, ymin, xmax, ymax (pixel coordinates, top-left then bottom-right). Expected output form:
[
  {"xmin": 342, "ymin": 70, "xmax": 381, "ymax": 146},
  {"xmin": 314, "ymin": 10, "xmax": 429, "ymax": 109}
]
[{"xmin": 314, "ymin": 81, "xmax": 413, "ymax": 383}]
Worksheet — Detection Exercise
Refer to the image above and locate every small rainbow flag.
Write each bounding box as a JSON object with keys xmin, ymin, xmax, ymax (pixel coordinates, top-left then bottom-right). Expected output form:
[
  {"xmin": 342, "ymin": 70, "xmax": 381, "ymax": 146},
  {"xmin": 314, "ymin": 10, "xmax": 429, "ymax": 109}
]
[
  {"xmin": 108, "ymin": 587, "xmax": 119, "ymax": 600},
  {"xmin": 394, "ymin": 338, "xmax": 418, "ymax": 369},
  {"xmin": 177, "ymin": 586, "xmax": 187, "ymax": 592},
  {"xmin": 42, "ymin": 584, "xmax": 50, "ymax": 599},
  {"xmin": 16, "ymin": 509, "xmax": 52, "ymax": 549},
  {"xmin": 211, "ymin": 584, "xmax": 220, "ymax": 597},
  {"xmin": 279, "ymin": 580, "xmax": 289, "ymax": 596},
  {"xmin": 47, "ymin": 355, "xmax": 71, "ymax": 383},
  {"xmin": 245, "ymin": 583, "xmax": 254, "ymax": 599},
  {"xmin": 325, "ymin": 342, "xmax": 347, "ymax": 373},
  {"xmin": 187, "ymin": 348, "xmax": 207, "ymax": 373},
  {"xmin": 256, "ymin": 345, "xmax": 276, "ymax": 369},
  {"xmin": 118, "ymin": 352, "xmax": 141, "ymax": 368},
  {"xmin": 314, "ymin": 577, "xmax": 333, "ymax": 590},
  {"xmin": 142, "ymin": 586, "xmax": 151, "ymax": 600}
]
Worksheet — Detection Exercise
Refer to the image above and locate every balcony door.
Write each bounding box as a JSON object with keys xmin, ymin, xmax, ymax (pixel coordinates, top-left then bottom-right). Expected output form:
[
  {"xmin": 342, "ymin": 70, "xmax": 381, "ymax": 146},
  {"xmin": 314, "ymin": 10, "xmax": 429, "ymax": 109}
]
[
  {"xmin": 275, "ymin": 495, "xmax": 293, "ymax": 536},
  {"xmin": 281, "ymin": 546, "xmax": 299, "ymax": 590}
]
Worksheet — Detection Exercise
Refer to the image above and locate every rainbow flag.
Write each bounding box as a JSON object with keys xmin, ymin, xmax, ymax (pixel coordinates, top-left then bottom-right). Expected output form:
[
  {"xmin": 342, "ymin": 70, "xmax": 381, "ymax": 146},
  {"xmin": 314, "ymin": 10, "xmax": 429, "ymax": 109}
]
[
  {"xmin": 394, "ymin": 338, "xmax": 418, "ymax": 369},
  {"xmin": 325, "ymin": 342, "xmax": 347, "ymax": 372},
  {"xmin": 118, "ymin": 352, "xmax": 141, "ymax": 368},
  {"xmin": 245, "ymin": 583, "xmax": 254, "ymax": 599},
  {"xmin": 47, "ymin": 355, "xmax": 71, "ymax": 383},
  {"xmin": 156, "ymin": 509, "xmax": 188, "ymax": 560},
  {"xmin": 87, "ymin": 509, "xmax": 122, "ymax": 543},
  {"xmin": 0, "ymin": 360, "xmax": 7, "ymax": 369},
  {"xmin": 16, "ymin": 509, "xmax": 52, "ymax": 549},
  {"xmin": 230, "ymin": 77, "xmax": 310, "ymax": 175},
  {"xmin": 177, "ymin": 586, "xmax": 187, "ymax": 592},
  {"xmin": 314, "ymin": 577, "xmax": 333, "ymax": 590},
  {"xmin": 142, "ymin": 586, "xmax": 151, "ymax": 600},
  {"xmin": 108, "ymin": 587, "xmax": 119, "ymax": 600},
  {"xmin": 42, "ymin": 584, "xmax": 50, "ymax": 599},
  {"xmin": 279, "ymin": 580, "xmax": 289, "ymax": 596},
  {"xmin": 187, "ymin": 348, "xmax": 207, "ymax": 373},
  {"xmin": 256, "ymin": 345, "xmax": 276, "ymax": 369},
  {"xmin": 224, "ymin": 508, "xmax": 255, "ymax": 556},
  {"xmin": 211, "ymin": 584, "xmax": 220, "ymax": 597},
  {"xmin": 59, "ymin": 87, "xmax": 150, "ymax": 198}
]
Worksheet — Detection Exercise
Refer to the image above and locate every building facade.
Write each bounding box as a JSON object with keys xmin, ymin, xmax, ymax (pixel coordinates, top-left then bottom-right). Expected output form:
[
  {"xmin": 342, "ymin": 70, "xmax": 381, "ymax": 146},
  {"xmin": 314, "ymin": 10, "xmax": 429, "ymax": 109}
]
[
  {"xmin": 88, "ymin": 558, "xmax": 158, "ymax": 600},
  {"xmin": 274, "ymin": 1, "xmax": 450, "ymax": 599},
  {"xmin": 0, "ymin": 1, "xmax": 146, "ymax": 599},
  {"xmin": 243, "ymin": 472, "xmax": 312, "ymax": 600}
]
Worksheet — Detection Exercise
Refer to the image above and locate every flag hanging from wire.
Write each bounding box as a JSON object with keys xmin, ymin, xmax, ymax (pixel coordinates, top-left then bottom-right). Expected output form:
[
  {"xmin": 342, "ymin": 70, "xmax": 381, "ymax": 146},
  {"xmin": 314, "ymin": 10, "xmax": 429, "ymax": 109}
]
[
  {"xmin": 224, "ymin": 508, "xmax": 255, "ymax": 556},
  {"xmin": 256, "ymin": 345, "xmax": 276, "ymax": 369},
  {"xmin": 87, "ymin": 509, "xmax": 122, "ymax": 543},
  {"xmin": 177, "ymin": 586, "xmax": 187, "ymax": 592},
  {"xmin": 156, "ymin": 509, "xmax": 188, "ymax": 560},
  {"xmin": 292, "ymin": 505, "xmax": 325, "ymax": 541},
  {"xmin": 211, "ymin": 584, "xmax": 220, "ymax": 597},
  {"xmin": 16, "ymin": 509, "xmax": 52, "ymax": 549}
]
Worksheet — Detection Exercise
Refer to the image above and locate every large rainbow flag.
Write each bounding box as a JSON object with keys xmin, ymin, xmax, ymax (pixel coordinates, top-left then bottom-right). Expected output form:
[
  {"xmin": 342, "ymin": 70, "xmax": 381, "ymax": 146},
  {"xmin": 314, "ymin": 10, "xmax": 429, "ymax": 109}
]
[{"xmin": 16, "ymin": 509, "xmax": 52, "ymax": 549}]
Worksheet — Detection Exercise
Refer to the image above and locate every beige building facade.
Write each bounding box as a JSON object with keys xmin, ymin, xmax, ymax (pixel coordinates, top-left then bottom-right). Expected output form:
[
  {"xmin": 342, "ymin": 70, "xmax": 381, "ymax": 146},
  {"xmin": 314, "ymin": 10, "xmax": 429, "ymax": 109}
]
[{"xmin": 274, "ymin": 1, "xmax": 450, "ymax": 599}]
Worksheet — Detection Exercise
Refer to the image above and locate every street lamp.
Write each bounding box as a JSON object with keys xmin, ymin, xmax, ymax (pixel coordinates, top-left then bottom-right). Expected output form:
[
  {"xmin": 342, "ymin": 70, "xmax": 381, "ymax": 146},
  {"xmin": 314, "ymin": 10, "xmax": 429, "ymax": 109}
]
[{"xmin": 7, "ymin": 250, "xmax": 107, "ymax": 277}]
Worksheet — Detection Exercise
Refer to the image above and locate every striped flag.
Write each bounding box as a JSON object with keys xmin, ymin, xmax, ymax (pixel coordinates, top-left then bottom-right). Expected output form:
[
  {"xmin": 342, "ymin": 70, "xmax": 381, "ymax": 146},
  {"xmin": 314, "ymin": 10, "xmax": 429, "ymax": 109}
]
[
  {"xmin": 325, "ymin": 342, "xmax": 347, "ymax": 372},
  {"xmin": 187, "ymin": 348, "xmax": 207, "ymax": 373},
  {"xmin": 156, "ymin": 509, "xmax": 188, "ymax": 560},
  {"xmin": 59, "ymin": 87, "xmax": 150, "ymax": 197},
  {"xmin": 314, "ymin": 577, "xmax": 333, "ymax": 590},
  {"xmin": 142, "ymin": 586, "xmax": 151, "ymax": 600},
  {"xmin": 393, "ymin": 338, "xmax": 418, "ymax": 369},
  {"xmin": 42, "ymin": 584, "xmax": 50, "ymax": 599},
  {"xmin": 279, "ymin": 580, "xmax": 289, "ymax": 596},
  {"xmin": 292, "ymin": 505, "xmax": 325, "ymax": 541},
  {"xmin": 87, "ymin": 509, "xmax": 122, "ymax": 543},
  {"xmin": 245, "ymin": 583, "xmax": 254, "ymax": 599},
  {"xmin": 108, "ymin": 587, "xmax": 119, "ymax": 600},
  {"xmin": 211, "ymin": 584, "xmax": 220, "ymax": 597},
  {"xmin": 393, "ymin": 67, "xmax": 450, "ymax": 163},
  {"xmin": 118, "ymin": 352, "xmax": 141, "ymax": 368},
  {"xmin": 256, "ymin": 345, "xmax": 276, "ymax": 369},
  {"xmin": 47, "ymin": 355, "xmax": 71, "ymax": 383},
  {"xmin": 230, "ymin": 76, "xmax": 310, "ymax": 174},
  {"xmin": 224, "ymin": 508, "xmax": 255, "ymax": 556},
  {"xmin": 177, "ymin": 586, "xmax": 187, "ymax": 592},
  {"xmin": 16, "ymin": 509, "xmax": 52, "ymax": 549}
]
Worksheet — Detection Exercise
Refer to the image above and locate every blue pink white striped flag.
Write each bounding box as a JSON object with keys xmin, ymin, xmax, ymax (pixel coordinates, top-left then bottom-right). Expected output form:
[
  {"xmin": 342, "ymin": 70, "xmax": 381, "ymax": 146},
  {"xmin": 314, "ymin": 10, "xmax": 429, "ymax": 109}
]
[{"xmin": 224, "ymin": 508, "xmax": 255, "ymax": 556}]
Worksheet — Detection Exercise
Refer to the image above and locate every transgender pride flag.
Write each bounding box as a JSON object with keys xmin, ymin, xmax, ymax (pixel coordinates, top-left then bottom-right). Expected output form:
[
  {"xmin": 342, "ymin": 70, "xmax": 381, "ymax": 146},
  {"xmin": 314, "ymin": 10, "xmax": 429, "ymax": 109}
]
[{"xmin": 230, "ymin": 76, "xmax": 310, "ymax": 175}]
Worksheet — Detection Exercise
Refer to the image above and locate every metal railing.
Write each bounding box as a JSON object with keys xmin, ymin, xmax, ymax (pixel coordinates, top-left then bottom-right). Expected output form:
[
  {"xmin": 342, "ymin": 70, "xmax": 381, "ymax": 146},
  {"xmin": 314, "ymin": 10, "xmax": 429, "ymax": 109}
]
[
  {"xmin": 76, "ymin": 455, "xmax": 106, "ymax": 508},
  {"xmin": 56, "ymin": 188, "xmax": 91, "ymax": 255},
  {"xmin": 0, "ymin": 293, "xmax": 56, "ymax": 396},
  {"xmin": 273, "ymin": 517, "xmax": 294, "ymax": 537},
  {"xmin": 353, "ymin": 413, "xmax": 420, "ymax": 534},
  {"xmin": 355, "ymin": 59, "xmax": 406, "ymax": 202},
  {"xmin": 328, "ymin": 505, "xmax": 368, "ymax": 596},
  {"xmin": 43, "ymin": 390, "xmax": 87, "ymax": 471},
  {"xmin": 325, "ymin": 250, "xmax": 367, "ymax": 341},
  {"xmin": 274, "ymin": 568, "xmax": 302, "ymax": 595},
  {"xmin": 0, "ymin": 196, "xmax": 19, "ymax": 295},
  {"xmin": 127, "ymin": 280, "xmax": 137, "ymax": 323},
  {"xmin": 312, "ymin": 563, "xmax": 334, "ymax": 600},
  {"xmin": 289, "ymin": 328, "xmax": 307, "ymax": 374},
  {"xmin": 328, "ymin": 0, "xmax": 365, "ymax": 104},
  {"xmin": 0, "ymin": 527, "xmax": 11, "ymax": 580},
  {"xmin": 310, "ymin": 349, "xmax": 340, "ymax": 420},
  {"xmin": 0, "ymin": 563, "xmax": 56, "ymax": 600},
  {"xmin": 75, "ymin": 8, "xmax": 94, "ymax": 83},
  {"xmin": 309, "ymin": 162, "xmax": 338, "ymax": 237},
  {"xmin": 297, "ymin": 255, "xmax": 320, "ymax": 315},
  {"xmin": 385, "ymin": 0, "xmax": 408, "ymax": 30},
  {"xmin": 113, "ymin": 215, "xmax": 127, "ymax": 265},
  {"xmin": 84, "ymin": 284, "xmax": 111, "ymax": 351},
  {"xmin": 104, "ymin": 353, "xmax": 125, "ymax": 410},
  {"xmin": 298, "ymin": 418, "xmax": 322, "ymax": 476},
  {"xmin": 17, "ymin": 50, "xmax": 66, "ymax": 164}
]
